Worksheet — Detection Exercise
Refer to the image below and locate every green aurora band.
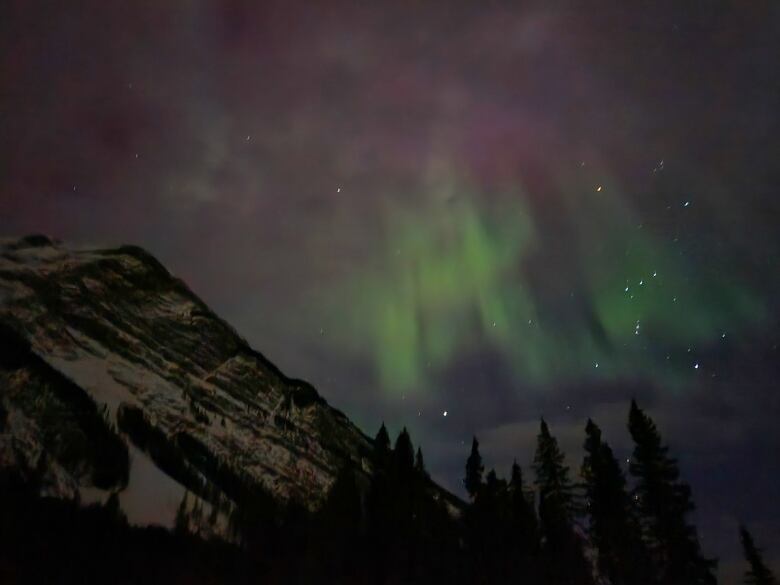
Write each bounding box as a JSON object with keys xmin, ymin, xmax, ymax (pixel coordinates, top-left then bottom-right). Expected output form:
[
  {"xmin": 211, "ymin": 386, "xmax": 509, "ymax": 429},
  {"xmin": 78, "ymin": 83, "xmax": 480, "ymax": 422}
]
[{"xmin": 320, "ymin": 176, "xmax": 766, "ymax": 396}]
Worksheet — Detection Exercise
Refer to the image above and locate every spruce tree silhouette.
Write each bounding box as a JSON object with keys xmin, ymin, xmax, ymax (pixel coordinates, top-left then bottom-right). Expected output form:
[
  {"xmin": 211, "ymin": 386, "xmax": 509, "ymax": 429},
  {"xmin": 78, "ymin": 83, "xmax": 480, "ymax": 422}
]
[
  {"xmin": 509, "ymin": 459, "xmax": 540, "ymax": 574},
  {"xmin": 414, "ymin": 446, "xmax": 428, "ymax": 478},
  {"xmin": 385, "ymin": 428, "xmax": 417, "ymax": 579},
  {"xmin": 464, "ymin": 436, "xmax": 484, "ymax": 500},
  {"xmin": 628, "ymin": 400, "xmax": 717, "ymax": 585},
  {"xmin": 740, "ymin": 526, "xmax": 777, "ymax": 585},
  {"xmin": 393, "ymin": 427, "xmax": 415, "ymax": 478},
  {"xmin": 367, "ymin": 423, "xmax": 394, "ymax": 581},
  {"xmin": 375, "ymin": 422, "xmax": 391, "ymax": 467},
  {"xmin": 534, "ymin": 418, "xmax": 593, "ymax": 585},
  {"xmin": 581, "ymin": 418, "xmax": 654, "ymax": 585}
]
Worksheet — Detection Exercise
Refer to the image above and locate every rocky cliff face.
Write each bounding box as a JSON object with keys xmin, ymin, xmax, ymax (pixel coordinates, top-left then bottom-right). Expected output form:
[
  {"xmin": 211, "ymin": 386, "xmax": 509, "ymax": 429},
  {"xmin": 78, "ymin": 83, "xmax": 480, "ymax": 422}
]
[{"xmin": 0, "ymin": 235, "xmax": 383, "ymax": 533}]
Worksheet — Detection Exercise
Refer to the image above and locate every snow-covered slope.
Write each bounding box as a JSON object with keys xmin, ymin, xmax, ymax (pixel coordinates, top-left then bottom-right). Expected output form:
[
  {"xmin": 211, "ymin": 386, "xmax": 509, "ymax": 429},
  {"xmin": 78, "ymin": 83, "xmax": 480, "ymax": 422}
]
[{"xmin": 0, "ymin": 235, "xmax": 381, "ymax": 532}]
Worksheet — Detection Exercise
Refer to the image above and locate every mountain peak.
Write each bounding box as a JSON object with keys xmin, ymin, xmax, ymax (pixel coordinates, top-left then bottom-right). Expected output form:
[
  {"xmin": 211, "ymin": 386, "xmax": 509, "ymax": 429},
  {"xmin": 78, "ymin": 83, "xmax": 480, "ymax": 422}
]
[{"xmin": 0, "ymin": 236, "xmax": 377, "ymax": 533}]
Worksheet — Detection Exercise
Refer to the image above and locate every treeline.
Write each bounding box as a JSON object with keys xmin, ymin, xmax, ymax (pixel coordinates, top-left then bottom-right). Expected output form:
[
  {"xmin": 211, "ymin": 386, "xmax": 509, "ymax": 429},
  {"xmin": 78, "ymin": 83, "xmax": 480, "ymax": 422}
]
[
  {"xmin": 223, "ymin": 399, "xmax": 775, "ymax": 585},
  {"xmin": 1, "ymin": 400, "xmax": 777, "ymax": 585},
  {"xmin": 0, "ymin": 469, "xmax": 257, "ymax": 585},
  {"xmin": 281, "ymin": 399, "xmax": 774, "ymax": 585},
  {"xmin": 293, "ymin": 399, "xmax": 720, "ymax": 585},
  {"xmin": 455, "ymin": 400, "xmax": 715, "ymax": 585}
]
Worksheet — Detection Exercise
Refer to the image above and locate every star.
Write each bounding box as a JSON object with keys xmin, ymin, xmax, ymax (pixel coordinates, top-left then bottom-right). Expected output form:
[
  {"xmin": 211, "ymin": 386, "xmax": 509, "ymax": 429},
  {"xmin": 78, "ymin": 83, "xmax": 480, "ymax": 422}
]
[{"xmin": 443, "ymin": 410, "xmax": 448, "ymax": 417}]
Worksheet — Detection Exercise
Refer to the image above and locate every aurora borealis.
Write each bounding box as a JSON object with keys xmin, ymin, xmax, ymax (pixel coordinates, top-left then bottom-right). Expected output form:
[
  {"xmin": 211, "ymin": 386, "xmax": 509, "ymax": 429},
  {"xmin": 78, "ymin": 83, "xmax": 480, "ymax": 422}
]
[
  {"xmin": 2, "ymin": 1, "xmax": 779, "ymax": 579},
  {"xmin": 328, "ymin": 178, "xmax": 767, "ymax": 394}
]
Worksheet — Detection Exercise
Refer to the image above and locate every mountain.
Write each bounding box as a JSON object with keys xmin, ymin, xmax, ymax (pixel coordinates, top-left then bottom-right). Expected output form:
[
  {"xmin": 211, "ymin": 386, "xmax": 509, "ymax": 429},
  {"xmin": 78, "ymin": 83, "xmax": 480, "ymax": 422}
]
[{"xmin": 0, "ymin": 235, "xmax": 457, "ymax": 537}]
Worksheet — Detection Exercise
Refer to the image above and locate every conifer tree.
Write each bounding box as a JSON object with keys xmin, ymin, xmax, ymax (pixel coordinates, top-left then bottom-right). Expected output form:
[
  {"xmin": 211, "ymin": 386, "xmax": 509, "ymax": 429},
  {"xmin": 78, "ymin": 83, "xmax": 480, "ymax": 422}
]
[
  {"xmin": 393, "ymin": 427, "xmax": 415, "ymax": 477},
  {"xmin": 390, "ymin": 427, "xmax": 431, "ymax": 581},
  {"xmin": 506, "ymin": 461, "xmax": 540, "ymax": 581},
  {"xmin": 581, "ymin": 418, "xmax": 653, "ymax": 585},
  {"xmin": 388, "ymin": 427, "xmax": 416, "ymax": 534},
  {"xmin": 468, "ymin": 467, "xmax": 510, "ymax": 583},
  {"xmin": 414, "ymin": 447, "xmax": 428, "ymax": 478},
  {"xmin": 462, "ymin": 439, "xmax": 499, "ymax": 582},
  {"xmin": 628, "ymin": 400, "xmax": 716, "ymax": 585},
  {"xmin": 485, "ymin": 468, "xmax": 499, "ymax": 491},
  {"xmin": 464, "ymin": 436, "xmax": 484, "ymax": 499},
  {"xmin": 375, "ymin": 422, "xmax": 391, "ymax": 467},
  {"xmin": 367, "ymin": 423, "xmax": 394, "ymax": 574},
  {"xmin": 534, "ymin": 419, "xmax": 593, "ymax": 585},
  {"xmin": 367, "ymin": 427, "xmax": 417, "ymax": 582},
  {"xmin": 509, "ymin": 460, "xmax": 538, "ymax": 551},
  {"xmin": 533, "ymin": 419, "xmax": 577, "ymax": 522},
  {"xmin": 740, "ymin": 526, "xmax": 777, "ymax": 585}
]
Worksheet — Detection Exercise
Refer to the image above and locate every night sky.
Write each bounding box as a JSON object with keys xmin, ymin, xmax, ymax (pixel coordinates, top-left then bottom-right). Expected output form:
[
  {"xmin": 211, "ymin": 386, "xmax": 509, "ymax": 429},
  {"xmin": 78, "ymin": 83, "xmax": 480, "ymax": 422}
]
[{"xmin": 2, "ymin": 1, "xmax": 779, "ymax": 580}]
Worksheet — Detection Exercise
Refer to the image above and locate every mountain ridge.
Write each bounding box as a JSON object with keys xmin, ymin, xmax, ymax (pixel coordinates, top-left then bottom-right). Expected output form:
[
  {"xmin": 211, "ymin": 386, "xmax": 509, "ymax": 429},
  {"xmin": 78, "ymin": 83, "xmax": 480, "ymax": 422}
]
[{"xmin": 0, "ymin": 234, "xmax": 460, "ymax": 535}]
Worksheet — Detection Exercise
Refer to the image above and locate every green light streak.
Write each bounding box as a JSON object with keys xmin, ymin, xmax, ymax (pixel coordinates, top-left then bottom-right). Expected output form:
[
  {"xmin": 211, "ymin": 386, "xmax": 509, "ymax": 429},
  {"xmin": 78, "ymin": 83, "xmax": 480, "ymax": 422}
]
[{"xmin": 319, "ymin": 176, "xmax": 767, "ymax": 396}]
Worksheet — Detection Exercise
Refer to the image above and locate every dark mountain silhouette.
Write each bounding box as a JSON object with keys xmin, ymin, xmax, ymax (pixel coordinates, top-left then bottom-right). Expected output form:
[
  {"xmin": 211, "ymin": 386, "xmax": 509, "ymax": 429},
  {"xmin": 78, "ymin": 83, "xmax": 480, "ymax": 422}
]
[{"xmin": 0, "ymin": 235, "xmax": 459, "ymax": 538}]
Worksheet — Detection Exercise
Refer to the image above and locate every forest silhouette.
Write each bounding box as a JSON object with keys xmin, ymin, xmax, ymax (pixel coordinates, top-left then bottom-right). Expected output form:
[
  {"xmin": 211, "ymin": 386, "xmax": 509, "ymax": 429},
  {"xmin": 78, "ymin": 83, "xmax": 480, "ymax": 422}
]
[{"xmin": 0, "ymin": 400, "xmax": 775, "ymax": 585}]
